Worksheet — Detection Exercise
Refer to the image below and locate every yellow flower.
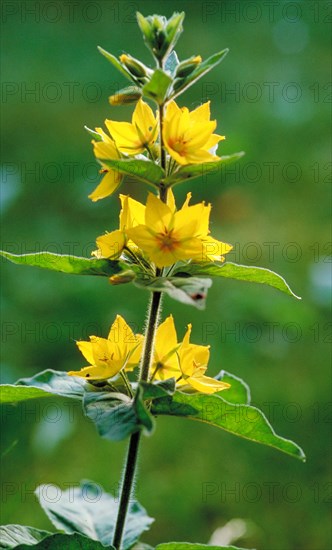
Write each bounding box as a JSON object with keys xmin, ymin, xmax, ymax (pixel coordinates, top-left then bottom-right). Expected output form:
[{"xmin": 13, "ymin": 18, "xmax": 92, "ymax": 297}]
[
  {"xmin": 89, "ymin": 128, "xmax": 123, "ymax": 202},
  {"xmin": 105, "ymin": 98, "xmax": 158, "ymax": 155},
  {"xmin": 151, "ymin": 316, "xmax": 230, "ymax": 395},
  {"xmin": 151, "ymin": 315, "xmax": 182, "ymax": 381},
  {"xmin": 68, "ymin": 315, "xmax": 143, "ymax": 380},
  {"xmin": 127, "ymin": 191, "xmax": 232, "ymax": 268},
  {"xmin": 177, "ymin": 340, "xmax": 230, "ymax": 394},
  {"xmin": 163, "ymin": 100, "xmax": 225, "ymax": 165},
  {"xmin": 92, "ymin": 194, "xmax": 145, "ymax": 260}
]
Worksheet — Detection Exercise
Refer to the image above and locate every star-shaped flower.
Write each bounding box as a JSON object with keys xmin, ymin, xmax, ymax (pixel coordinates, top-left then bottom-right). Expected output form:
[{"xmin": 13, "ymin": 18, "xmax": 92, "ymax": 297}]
[
  {"xmin": 151, "ymin": 316, "xmax": 230, "ymax": 395},
  {"xmin": 163, "ymin": 100, "xmax": 225, "ymax": 165},
  {"xmin": 177, "ymin": 324, "xmax": 230, "ymax": 394},
  {"xmin": 127, "ymin": 191, "xmax": 232, "ymax": 268},
  {"xmin": 92, "ymin": 194, "xmax": 145, "ymax": 260},
  {"xmin": 89, "ymin": 128, "xmax": 123, "ymax": 202},
  {"xmin": 105, "ymin": 98, "xmax": 158, "ymax": 155},
  {"xmin": 68, "ymin": 315, "xmax": 143, "ymax": 380}
]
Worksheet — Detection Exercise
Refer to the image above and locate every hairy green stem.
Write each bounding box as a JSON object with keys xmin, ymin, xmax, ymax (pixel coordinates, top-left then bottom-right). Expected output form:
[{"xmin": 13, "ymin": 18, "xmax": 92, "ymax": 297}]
[
  {"xmin": 158, "ymin": 104, "xmax": 167, "ymax": 177},
  {"xmin": 112, "ymin": 95, "xmax": 167, "ymax": 550},
  {"xmin": 112, "ymin": 431, "xmax": 141, "ymax": 549},
  {"xmin": 112, "ymin": 288, "xmax": 163, "ymax": 550}
]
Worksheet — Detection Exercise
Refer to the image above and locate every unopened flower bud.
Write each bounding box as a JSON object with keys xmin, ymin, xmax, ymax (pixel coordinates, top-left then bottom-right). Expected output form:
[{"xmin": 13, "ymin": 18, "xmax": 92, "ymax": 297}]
[
  {"xmin": 109, "ymin": 87, "xmax": 142, "ymax": 106},
  {"xmin": 109, "ymin": 271, "xmax": 136, "ymax": 285},
  {"xmin": 137, "ymin": 11, "xmax": 184, "ymax": 62},
  {"xmin": 175, "ymin": 55, "xmax": 202, "ymax": 78},
  {"xmin": 120, "ymin": 54, "xmax": 148, "ymax": 78}
]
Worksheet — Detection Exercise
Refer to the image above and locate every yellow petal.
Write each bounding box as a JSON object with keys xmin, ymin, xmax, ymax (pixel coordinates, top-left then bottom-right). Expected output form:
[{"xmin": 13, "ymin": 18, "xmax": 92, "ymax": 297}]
[
  {"xmin": 181, "ymin": 192, "xmax": 192, "ymax": 209},
  {"xmin": 155, "ymin": 315, "xmax": 178, "ymax": 359},
  {"xmin": 163, "ymin": 146, "xmax": 189, "ymax": 165},
  {"xmin": 126, "ymin": 335, "xmax": 144, "ymax": 370},
  {"xmin": 201, "ymin": 236, "xmax": 233, "ymax": 262},
  {"xmin": 185, "ymin": 121, "xmax": 217, "ymax": 149},
  {"xmin": 166, "ymin": 188, "xmax": 176, "ymax": 212},
  {"xmin": 90, "ymin": 336, "xmax": 113, "ymax": 368},
  {"xmin": 145, "ymin": 193, "xmax": 172, "ymax": 230},
  {"xmin": 132, "ymin": 99, "xmax": 157, "ymax": 141},
  {"xmin": 95, "ymin": 230, "xmax": 126, "ymax": 259},
  {"xmin": 120, "ymin": 194, "xmax": 146, "ymax": 229},
  {"xmin": 68, "ymin": 364, "xmax": 117, "ymax": 380},
  {"xmin": 93, "ymin": 139, "xmax": 119, "ymax": 160},
  {"xmin": 105, "ymin": 120, "xmax": 142, "ymax": 154},
  {"xmin": 183, "ymin": 148, "xmax": 220, "ymax": 164},
  {"xmin": 204, "ymin": 133, "xmax": 225, "ymax": 151},
  {"xmin": 76, "ymin": 340, "xmax": 95, "ymax": 365},
  {"xmin": 189, "ymin": 101, "xmax": 211, "ymax": 123},
  {"xmin": 152, "ymin": 355, "xmax": 181, "ymax": 381},
  {"xmin": 173, "ymin": 203, "xmax": 206, "ymax": 237},
  {"xmin": 88, "ymin": 170, "xmax": 122, "ymax": 202},
  {"xmin": 126, "ymin": 225, "xmax": 156, "ymax": 253},
  {"xmin": 182, "ymin": 323, "xmax": 192, "ymax": 347},
  {"xmin": 108, "ymin": 314, "xmax": 134, "ymax": 350},
  {"xmin": 196, "ymin": 203, "xmax": 211, "ymax": 236},
  {"xmin": 187, "ymin": 375, "xmax": 231, "ymax": 394},
  {"xmin": 164, "ymin": 100, "xmax": 182, "ymax": 122},
  {"xmin": 193, "ymin": 344, "xmax": 210, "ymax": 368}
]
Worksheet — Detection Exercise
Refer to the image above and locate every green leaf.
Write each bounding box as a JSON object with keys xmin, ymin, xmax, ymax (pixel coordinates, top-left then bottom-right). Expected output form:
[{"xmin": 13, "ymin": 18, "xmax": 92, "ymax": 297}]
[
  {"xmin": 84, "ymin": 126, "xmax": 103, "ymax": 141},
  {"xmin": 0, "ymin": 525, "xmax": 51, "ymax": 548},
  {"xmin": 0, "ymin": 370, "xmax": 86, "ymax": 404},
  {"xmin": 83, "ymin": 380, "xmax": 176, "ymax": 442},
  {"xmin": 143, "ymin": 69, "xmax": 172, "ymax": 104},
  {"xmin": 101, "ymin": 158, "xmax": 164, "ymax": 187},
  {"xmin": 164, "ymin": 12, "xmax": 185, "ymax": 59},
  {"xmin": 83, "ymin": 385, "xmax": 155, "ymax": 441},
  {"xmin": 163, "ymin": 153, "xmax": 245, "ymax": 186},
  {"xmin": 16, "ymin": 370, "xmax": 85, "ymax": 399},
  {"xmin": 97, "ymin": 46, "xmax": 138, "ymax": 84},
  {"xmin": 83, "ymin": 392, "xmax": 138, "ymax": 441},
  {"xmin": 151, "ymin": 391, "xmax": 306, "ymax": 461},
  {"xmin": 134, "ymin": 385, "xmax": 155, "ymax": 435},
  {"xmin": 215, "ymin": 371, "xmax": 251, "ymax": 405},
  {"xmin": 131, "ymin": 544, "xmax": 154, "ymax": 550},
  {"xmin": 156, "ymin": 544, "xmax": 253, "ymax": 550},
  {"xmin": 36, "ymin": 480, "xmax": 153, "ymax": 550},
  {"xmin": 0, "ymin": 385, "xmax": 54, "ymax": 403},
  {"xmin": 134, "ymin": 275, "xmax": 212, "ymax": 309},
  {"xmin": 0, "ymin": 527, "xmax": 108, "ymax": 549},
  {"xmin": 0, "ymin": 251, "xmax": 122, "ymax": 277},
  {"xmin": 139, "ymin": 378, "xmax": 176, "ymax": 399},
  {"xmin": 174, "ymin": 261, "xmax": 301, "ymax": 299},
  {"xmin": 171, "ymin": 49, "xmax": 229, "ymax": 99}
]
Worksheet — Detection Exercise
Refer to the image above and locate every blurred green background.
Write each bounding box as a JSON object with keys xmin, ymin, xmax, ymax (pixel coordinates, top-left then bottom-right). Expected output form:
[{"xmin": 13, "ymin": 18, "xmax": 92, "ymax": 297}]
[{"xmin": 1, "ymin": 1, "xmax": 331, "ymax": 549}]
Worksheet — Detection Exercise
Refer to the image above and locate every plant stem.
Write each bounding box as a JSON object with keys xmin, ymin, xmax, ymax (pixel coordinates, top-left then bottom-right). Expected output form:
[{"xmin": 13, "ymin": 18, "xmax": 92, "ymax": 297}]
[
  {"xmin": 112, "ymin": 97, "xmax": 167, "ymax": 550},
  {"xmin": 112, "ymin": 287, "xmax": 163, "ymax": 550},
  {"xmin": 112, "ymin": 431, "xmax": 141, "ymax": 549},
  {"xmin": 140, "ymin": 289, "xmax": 163, "ymax": 382},
  {"xmin": 158, "ymin": 104, "xmax": 167, "ymax": 178}
]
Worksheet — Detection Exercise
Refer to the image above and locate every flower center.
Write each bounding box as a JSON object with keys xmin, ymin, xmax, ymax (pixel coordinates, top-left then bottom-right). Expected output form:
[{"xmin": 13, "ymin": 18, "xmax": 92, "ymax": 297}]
[
  {"xmin": 156, "ymin": 229, "xmax": 179, "ymax": 251},
  {"xmin": 169, "ymin": 138, "xmax": 187, "ymax": 156}
]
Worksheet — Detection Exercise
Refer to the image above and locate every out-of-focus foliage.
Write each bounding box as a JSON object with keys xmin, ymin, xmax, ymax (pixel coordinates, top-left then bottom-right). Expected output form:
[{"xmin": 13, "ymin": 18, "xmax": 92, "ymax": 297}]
[{"xmin": 1, "ymin": 1, "xmax": 330, "ymax": 549}]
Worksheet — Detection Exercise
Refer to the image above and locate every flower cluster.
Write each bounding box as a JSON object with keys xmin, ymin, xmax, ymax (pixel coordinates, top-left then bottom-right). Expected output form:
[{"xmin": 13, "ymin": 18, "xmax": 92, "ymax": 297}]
[
  {"xmin": 68, "ymin": 17, "xmax": 234, "ymax": 397},
  {"xmin": 89, "ymin": 99, "xmax": 224, "ymax": 202},
  {"xmin": 69, "ymin": 315, "xmax": 230, "ymax": 395},
  {"xmin": 93, "ymin": 190, "xmax": 232, "ymax": 268}
]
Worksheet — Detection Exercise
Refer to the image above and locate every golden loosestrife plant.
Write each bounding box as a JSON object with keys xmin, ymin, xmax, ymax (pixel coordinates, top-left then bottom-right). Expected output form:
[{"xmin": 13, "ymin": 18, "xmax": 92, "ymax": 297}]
[{"xmin": 1, "ymin": 12, "xmax": 305, "ymax": 550}]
